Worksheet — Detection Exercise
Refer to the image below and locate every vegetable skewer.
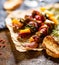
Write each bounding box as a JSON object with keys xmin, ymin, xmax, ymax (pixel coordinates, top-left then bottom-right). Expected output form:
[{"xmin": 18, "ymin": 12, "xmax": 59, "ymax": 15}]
[{"xmin": 24, "ymin": 23, "xmax": 54, "ymax": 48}]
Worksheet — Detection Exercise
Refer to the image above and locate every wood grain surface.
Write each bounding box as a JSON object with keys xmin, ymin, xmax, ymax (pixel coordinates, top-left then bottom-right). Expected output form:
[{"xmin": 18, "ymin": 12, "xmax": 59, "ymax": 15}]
[{"xmin": 0, "ymin": 29, "xmax": 59, "ymax": 65}]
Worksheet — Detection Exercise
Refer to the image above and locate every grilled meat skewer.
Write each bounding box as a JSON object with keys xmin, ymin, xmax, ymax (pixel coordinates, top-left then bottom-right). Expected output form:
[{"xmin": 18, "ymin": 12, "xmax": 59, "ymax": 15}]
[{"xmin": 24, "ymin": 23, "xmax": 54, "ymax": 48}]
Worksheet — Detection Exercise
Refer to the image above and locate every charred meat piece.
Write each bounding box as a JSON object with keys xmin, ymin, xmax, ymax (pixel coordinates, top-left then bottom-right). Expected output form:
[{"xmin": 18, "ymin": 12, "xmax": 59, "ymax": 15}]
[
  {"xmin": 26, "ymin": 21, "xmax": 39, "ymax": 32},
  {"xmin": 32, "ymin": 10, "xmax": 46, "ymax": 22},
  {"xmin": 35, "ymin": 14, "xmax": 46, "ymax": 22},
  {"xmin": 29, "ymin": 35, "xmax": 41, "ymax": 43},
  {"xmin": 42, "ymin": 36, "xmax": 59, "ymax": 58},
  {"xmin": 24, "ymin": 15, "xmax": 33, "ymax": 23},
  {"xmin": 23, "ymin": 42, "xmax": 39, "ymax": 48},
  {"xmin": 36, "ymin": 24, "xmax": 49, "ymax": 37},
  {"xmin": 37, "ymin": 22, "xmax": 54, "ymax": 36},
  {"xmin": 45, "ymin": 22, "xmax": 54, "ymax": 32},
  {"xmin": 41, "ymin": 14, "xmax": 46, "ymax": 22},
  {"xmin": 32, "ymin": 10, "xmax": 40, "ymax": 18}
]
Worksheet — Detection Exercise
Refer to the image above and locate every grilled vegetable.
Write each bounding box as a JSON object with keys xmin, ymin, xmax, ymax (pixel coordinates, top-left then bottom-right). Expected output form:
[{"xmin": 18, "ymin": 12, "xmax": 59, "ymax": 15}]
[
  {"xmin": 49, "ymin": 16, "xmax": 58, "ymax": 24},
  {"xmin": 12, "ymin": 17, "xmax": 31, "ymax": 32},
  {"xmin": 12, "ymin": 18, "xmax": 23, "ymax": 32},
  {"xmin": 19, "ymin": 28, "xmax": 31, "ymax": 38},
  {"xmin": 40, "ymin": 7, "xmax": 46, "ymax": 12},
  {"xmin": 12, "ymin": 19, "xmax": 23, "ymax": 28},
  {"xmin": 44, "ymin": 11, "xmax": 58, "ymax": 24}
]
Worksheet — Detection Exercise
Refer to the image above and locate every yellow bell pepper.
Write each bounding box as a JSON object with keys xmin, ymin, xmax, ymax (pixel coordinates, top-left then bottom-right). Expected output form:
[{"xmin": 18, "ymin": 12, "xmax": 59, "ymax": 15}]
[
  {"xmin": 29, "ymin": 37, "xmax": 34, "ymax": 42},
  {"xmin": 45, "ymin": 11, "xmax": 58, "ymax": 24},
  {"xmin": 12, "ymin": 19, "xmax": 23, "ymax": 28},
  {"xmin": 40, "ymin": 7, "xmax": 46, "ymax": 12},
  {"xmin": 12, "ymin": 19, "xmax": 19, "ymax": 24},
  {"xmin": 45, "ymin": 11, "xmax": 54, "ymax": 17},
  {"xmin": 19, "ymin": 28, "xmax": 31, "ymax": 34},
  {"xmin": 49, "ymin": 16, "xmax": 58, "ymax": 25}
]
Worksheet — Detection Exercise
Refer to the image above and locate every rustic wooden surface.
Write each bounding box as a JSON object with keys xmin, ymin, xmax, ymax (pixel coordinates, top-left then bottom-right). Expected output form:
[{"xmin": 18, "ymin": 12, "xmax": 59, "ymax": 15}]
[{"xmin": 0, "ymin": 29, "xmax": 59, "ymax": 65}]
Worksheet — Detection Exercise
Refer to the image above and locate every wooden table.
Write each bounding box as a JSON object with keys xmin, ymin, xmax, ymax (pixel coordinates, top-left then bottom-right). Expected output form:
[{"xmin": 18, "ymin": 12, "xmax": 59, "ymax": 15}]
[{"xmin": 0, "ymin": 29, "xmax": 59, "ymax": 65}]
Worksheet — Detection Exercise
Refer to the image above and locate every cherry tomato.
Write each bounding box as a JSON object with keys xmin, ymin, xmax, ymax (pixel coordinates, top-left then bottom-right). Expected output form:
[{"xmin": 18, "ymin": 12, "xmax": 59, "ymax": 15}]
[{"xmin": 35, "ymin": 15, "xmax": 42, "ymax": 21}]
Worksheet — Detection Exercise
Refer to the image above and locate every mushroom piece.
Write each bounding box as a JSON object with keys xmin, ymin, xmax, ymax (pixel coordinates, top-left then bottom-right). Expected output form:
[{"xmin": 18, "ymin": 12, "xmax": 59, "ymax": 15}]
[
  {"xmin": 42, "ymin": 35, "xmax": 59, "ymax": 58},
  {"xmin": 4, "ymin": 0, "xmax": 23, "ymax": 10}
]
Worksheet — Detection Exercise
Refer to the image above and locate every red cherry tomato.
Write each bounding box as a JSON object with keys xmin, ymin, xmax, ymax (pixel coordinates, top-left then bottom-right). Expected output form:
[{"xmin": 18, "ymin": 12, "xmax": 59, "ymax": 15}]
[{"xmin": 35, "ymin": 15, "xmax": 42, "ymax": 21}]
